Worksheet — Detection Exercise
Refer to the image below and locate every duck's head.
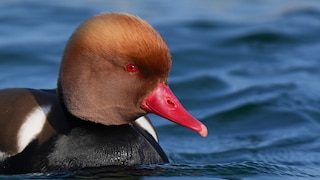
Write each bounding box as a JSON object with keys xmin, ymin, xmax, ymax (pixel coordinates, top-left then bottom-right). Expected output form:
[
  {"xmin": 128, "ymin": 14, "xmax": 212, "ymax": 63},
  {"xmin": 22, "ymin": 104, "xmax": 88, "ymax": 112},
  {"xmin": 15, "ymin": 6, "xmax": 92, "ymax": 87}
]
[{"xmin": 58, "ymin": 13, "xmax": 207, "ymax": 137}]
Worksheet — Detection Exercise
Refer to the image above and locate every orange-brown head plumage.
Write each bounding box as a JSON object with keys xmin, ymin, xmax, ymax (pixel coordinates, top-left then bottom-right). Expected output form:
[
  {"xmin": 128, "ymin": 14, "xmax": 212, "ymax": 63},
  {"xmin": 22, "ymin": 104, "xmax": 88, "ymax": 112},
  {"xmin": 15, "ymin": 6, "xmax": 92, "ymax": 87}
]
[{"xmin": 58, "ymin": 13, "xmax": 171, "ymax": 125}]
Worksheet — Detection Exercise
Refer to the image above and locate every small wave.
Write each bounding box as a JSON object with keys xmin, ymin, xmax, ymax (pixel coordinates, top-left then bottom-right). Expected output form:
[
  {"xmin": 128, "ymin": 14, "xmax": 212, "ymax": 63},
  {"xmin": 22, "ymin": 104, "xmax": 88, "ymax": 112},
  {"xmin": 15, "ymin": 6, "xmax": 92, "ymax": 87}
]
[
  {"xmin": 170, "ymin": 74, "xmax": 229, "ymax": 100},
  {"xmin": 222, "ymin": 30, "xmax": 295, "ymax": 47}
]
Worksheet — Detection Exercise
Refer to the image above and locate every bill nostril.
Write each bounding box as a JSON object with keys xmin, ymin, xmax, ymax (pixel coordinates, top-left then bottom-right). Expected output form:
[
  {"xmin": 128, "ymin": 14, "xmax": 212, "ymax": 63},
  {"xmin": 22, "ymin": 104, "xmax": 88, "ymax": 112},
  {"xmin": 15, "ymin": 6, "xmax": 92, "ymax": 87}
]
[{"xmin": 166, "ymin": 99, "xmax": 176, "ymax": 108}]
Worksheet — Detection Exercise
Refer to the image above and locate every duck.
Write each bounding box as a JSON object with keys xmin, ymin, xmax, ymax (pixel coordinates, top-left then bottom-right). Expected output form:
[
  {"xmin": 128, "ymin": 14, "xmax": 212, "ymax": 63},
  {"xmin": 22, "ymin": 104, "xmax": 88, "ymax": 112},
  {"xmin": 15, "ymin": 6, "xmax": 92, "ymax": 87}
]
[{"xmin": 0, "ymin": 12, "xmax": 207, "ymax": 174}]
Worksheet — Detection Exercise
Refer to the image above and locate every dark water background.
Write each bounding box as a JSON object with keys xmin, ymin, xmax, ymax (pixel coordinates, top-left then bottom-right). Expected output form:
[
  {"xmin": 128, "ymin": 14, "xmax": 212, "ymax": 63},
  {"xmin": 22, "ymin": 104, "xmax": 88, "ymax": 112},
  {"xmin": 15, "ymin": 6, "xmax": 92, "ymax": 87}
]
[{"xmin": 1, "ymin": 0, "xmax": 320, "ymax": 179}]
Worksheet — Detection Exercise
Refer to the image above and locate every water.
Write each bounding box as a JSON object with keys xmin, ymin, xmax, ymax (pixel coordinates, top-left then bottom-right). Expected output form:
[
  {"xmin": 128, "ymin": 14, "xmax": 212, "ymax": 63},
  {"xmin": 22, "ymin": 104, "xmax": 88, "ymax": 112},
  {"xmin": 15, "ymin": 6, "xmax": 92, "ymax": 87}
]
[{"xmin": 1, "ymin": 0, "xmax": 320, "ymax": 179}]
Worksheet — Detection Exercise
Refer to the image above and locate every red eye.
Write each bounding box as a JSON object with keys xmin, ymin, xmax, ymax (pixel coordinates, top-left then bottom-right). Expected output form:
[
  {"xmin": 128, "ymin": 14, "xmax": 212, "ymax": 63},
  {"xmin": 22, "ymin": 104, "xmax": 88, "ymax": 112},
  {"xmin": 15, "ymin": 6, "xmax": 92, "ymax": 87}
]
[{"xmin": 126, "ymin": 63, "xmax": 137, "ymax": 73}]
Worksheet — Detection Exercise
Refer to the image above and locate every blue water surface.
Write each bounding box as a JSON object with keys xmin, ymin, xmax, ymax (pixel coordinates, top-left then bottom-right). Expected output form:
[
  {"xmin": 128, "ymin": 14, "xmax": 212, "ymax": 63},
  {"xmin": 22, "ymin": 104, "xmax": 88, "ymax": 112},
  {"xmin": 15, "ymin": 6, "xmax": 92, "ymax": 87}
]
[{"xmin": 1, "ymin": 0, "xmax": 320, "ymax": 179}]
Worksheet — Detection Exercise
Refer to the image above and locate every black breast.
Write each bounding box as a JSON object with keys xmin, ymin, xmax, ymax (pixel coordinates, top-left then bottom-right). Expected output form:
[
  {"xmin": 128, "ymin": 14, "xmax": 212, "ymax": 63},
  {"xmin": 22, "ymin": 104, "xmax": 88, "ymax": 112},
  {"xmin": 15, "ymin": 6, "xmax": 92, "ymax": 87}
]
[{"xmin": 0, "ymin": 122, "xmax": 168, "ymax": 174}]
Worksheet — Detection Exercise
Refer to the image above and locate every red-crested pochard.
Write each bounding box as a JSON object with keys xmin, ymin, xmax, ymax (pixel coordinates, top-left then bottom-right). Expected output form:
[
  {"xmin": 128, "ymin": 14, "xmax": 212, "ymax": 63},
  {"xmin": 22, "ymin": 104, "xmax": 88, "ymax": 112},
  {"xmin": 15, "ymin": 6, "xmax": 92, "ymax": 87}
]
[{"xmin": 0, "ymin": 13, "xmax": 207, "ymax": 174}]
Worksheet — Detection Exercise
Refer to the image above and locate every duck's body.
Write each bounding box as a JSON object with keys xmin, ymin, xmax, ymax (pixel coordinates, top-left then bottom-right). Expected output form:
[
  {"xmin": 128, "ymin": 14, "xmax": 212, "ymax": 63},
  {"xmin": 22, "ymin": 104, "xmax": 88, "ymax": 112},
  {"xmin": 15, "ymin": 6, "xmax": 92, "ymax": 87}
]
[
  {"xmin": 0, "ymin": 13, "xmax": 207, "ymax": 174},
  {"xmin": 0, "ymin": 88, "xmax": 167, "ymax": 174}
]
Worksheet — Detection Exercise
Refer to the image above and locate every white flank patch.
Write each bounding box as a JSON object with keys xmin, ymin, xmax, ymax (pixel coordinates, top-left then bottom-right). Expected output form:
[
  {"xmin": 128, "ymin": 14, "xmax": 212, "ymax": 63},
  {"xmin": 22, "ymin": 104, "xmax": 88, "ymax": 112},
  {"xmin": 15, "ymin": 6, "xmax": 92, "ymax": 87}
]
[
  {"xmin": 16, "ymin": 105, "xmax": 51, "ymax": 153},
  {"xmin": 135, "ymin": 116, "xmax": 159, "ymax": 143},
  {"xmin": 0, "ymin": 151, "xmax": 9, "ymax": 161}
]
